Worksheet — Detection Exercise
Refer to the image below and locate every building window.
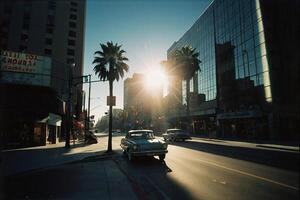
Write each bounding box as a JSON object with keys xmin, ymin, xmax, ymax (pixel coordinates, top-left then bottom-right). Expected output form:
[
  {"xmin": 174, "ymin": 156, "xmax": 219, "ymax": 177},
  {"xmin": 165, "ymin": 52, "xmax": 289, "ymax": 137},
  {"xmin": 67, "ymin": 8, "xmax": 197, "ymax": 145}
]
[
  {"xmin": 48, "ymin": 0, "xmax": 56, "ymax": 10},
  {"xmin": 67, "ymin": 49, "xmax": 75, "ymax": 56},
  {"xmin": 21, "ymin": 34, "xmax": 28, "ymax": 40},
  {"xmin": 69, "ymin": 14, "xmax": 77, "ymax": 20},
  {"xmin": 45, "ymin": 38, "xmax": 52, "ymax": 45},
  {"xmin": 23, "ymin": 12, "xmax": 30, "ymax": 20},
  {"xmin": 69, "ymin": 22, "xmax": 76, "ymax": 28},
  {"xmin": 68, "ymin": 39, "xmax": 75, "ymax": 46},
  {"xmin": 44, "ymin": 48, "xmax": 52, "ymax": 55},
  {"xmin": 71, "ymin": 2, "xmax": 78, "ymax": 7},
  {"xmin": 67, "ymin": 58, "xmax": 75, "ymax": 64},
  {"xmin": 70, "ymin": 8, "xmax": 77, "ymax": 12},
  {"xmin": 68, "ymin": 30, "xmax": 76, "ymax": 37},
  {"xmin": 46, "ymin": 28, "xmax": 53, "ymax": 34},
  {"xmin": 22, "ymin": 23, "xmax": 30, "ymax": 30},
  {"xmin": 47, "ymin": 15, "xmax": 55, "ymax": 27}
]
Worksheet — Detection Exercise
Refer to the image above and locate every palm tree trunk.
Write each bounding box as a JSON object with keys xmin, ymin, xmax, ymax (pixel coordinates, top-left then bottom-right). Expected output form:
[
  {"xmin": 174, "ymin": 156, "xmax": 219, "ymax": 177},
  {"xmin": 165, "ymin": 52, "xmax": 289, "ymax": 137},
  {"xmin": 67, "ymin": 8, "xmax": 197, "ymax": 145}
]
[
  {"xmin": 186, "ymin": 79, "xmax": 191, "ymax": 132},
  {"xmin": 107, "ymin": 79, "xmax": 113, "ymax": 152},
  {"xmin": 186, "ymin": 79, "xmax": 190, "ymax": 117}
]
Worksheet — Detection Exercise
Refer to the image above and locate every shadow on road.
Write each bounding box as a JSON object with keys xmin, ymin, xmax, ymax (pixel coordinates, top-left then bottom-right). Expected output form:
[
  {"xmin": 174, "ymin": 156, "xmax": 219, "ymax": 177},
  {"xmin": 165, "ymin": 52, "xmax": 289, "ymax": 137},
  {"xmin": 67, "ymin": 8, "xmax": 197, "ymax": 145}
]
[
  {"xmin": 171, "ymin": 140, "xmax": 299, "ymax": 172},
  {"xmin": 114, "ymin": 155, "xmax": 196, "ymax": 200}
]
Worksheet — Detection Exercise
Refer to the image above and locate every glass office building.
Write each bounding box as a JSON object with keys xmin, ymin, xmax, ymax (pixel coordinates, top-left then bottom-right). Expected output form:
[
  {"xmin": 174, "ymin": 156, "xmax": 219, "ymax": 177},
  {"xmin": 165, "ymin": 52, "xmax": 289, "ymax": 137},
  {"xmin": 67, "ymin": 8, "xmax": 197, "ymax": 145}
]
[{"xmin": 167, "ymin": 0, "xmax": 299, "ymax": 140}]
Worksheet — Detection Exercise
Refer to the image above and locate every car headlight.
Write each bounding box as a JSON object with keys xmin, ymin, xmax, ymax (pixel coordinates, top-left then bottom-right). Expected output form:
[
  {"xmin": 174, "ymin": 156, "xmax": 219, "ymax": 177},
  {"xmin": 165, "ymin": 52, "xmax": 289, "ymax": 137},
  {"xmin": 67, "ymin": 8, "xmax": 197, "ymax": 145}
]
[
  {"xmin": 133, "ymin": 145, "xmax": 138, "ymax": 150},
  {"xmin": 162, "ymin": 143, "xmax": 168, "ymax": 149}
]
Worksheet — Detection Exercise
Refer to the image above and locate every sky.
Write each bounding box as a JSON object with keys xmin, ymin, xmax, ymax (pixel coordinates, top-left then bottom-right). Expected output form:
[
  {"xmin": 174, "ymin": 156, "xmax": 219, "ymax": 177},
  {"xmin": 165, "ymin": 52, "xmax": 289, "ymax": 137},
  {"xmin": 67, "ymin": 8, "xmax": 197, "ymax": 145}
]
[{"xmin": 83, "ymin": 0, "xmax": 212, "ymax": 121}]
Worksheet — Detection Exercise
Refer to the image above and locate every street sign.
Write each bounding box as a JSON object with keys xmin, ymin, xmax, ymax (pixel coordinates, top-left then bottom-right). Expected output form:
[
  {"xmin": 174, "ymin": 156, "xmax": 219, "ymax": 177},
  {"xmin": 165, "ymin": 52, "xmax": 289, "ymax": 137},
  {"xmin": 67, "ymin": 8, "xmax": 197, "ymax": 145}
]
[
  {"xmin": 83, "ymin": 76, "xmax": 89, "ymax": 83},
  {"xmin": 107, "ymin": 96, "xmax": 116, "ymax": 106}
]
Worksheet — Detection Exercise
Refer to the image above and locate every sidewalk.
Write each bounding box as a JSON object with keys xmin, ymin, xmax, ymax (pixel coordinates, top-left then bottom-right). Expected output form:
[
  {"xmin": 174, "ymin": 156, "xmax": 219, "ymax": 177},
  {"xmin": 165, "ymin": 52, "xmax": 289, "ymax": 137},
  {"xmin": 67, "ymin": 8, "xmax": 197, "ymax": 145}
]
[
  {"xmin": 1, "ymin": 155, "xmax": 138, "ymax": 200},
  {"xmin": 189, "ymin": 135, "xmax": 299, "ymax": 153},
  {"xmin": 1, "ymin": 140, "xmax": 109, "ymax": 177},
  {"xmin": 0, "ymin": 139, "xmax": 139, "ymax": 200}
]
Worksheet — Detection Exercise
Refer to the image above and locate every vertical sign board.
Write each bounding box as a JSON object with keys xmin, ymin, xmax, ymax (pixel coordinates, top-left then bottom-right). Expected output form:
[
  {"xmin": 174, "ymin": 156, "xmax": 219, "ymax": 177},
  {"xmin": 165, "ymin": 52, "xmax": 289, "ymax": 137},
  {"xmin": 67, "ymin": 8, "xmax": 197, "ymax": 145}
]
[
  {"xmin": 107, "ymin": 96, "xmax": 116, "ymax": 106},
  {"xmin": 0, "ymin": 49, "xmax": 52, "ymax": 87}
]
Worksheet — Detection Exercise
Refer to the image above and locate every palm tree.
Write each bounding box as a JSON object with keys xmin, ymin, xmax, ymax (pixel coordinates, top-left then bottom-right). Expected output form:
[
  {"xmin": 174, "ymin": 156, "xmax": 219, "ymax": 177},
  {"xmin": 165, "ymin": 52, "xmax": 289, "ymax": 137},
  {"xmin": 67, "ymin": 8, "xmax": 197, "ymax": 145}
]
[
  {"xmin": 93, "ymin": 41, "xmax": 129, "ymax": 152},
  {"xmin": 174, "ymin": 46, "xmax": 201, "ymax": 117},
  {"xmin": 162, "ymin": 46, "xmax": 201, "ymax": 128}
]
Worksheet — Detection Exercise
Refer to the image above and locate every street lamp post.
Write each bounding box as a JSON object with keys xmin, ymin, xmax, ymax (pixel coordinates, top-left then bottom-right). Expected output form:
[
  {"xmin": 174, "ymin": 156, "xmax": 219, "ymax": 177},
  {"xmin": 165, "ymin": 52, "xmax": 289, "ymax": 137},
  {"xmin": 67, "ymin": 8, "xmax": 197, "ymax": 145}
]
[
  {"xmin": 87, "ymin": 74, "xmax": 91, "ymax": 133},
  {"xmin": 65, "ymin": 63, "xmax": 75, "ymax": 148}
]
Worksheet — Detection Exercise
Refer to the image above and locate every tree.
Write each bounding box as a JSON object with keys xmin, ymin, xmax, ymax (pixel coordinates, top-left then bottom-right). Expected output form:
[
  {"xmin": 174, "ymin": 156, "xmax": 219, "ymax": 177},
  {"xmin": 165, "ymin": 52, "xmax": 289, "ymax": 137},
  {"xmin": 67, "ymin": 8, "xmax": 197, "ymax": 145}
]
[
  {"xmin": 93, "ymin": 42, "xmax": 129, "ymax": 152},
  {"xmin": 162, "ymin": 46, "xmax": 201, "ymax": 128}
]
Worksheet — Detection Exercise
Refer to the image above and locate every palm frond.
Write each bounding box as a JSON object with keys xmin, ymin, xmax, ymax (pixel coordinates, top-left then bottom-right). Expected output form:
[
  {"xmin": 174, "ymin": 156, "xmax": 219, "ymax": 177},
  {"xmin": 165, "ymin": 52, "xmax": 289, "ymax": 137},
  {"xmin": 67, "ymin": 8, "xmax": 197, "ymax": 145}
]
[{"xmin": 93, "ymin": 41, "xmax": 129, "ymax": 82}]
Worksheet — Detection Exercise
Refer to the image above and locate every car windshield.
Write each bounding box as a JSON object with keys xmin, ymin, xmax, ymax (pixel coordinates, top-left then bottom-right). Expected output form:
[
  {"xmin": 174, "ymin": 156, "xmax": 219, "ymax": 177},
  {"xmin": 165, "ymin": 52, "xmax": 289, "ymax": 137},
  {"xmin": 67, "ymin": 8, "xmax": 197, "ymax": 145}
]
[{"xmin": 129, "ymin": 132, "xmax": 155, "ymax": 139}]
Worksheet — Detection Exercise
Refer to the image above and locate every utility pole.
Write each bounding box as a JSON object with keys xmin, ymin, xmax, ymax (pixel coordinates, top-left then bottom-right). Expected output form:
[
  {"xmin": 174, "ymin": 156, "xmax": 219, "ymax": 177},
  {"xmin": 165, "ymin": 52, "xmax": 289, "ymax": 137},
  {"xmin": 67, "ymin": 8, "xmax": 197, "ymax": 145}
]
[
  {"xmin": 87, "ymin": 74, "xmax": 91, "ymax": 132},
  {"xmin": 65, "ymin": 64, "xmax": 74, "ymax": 148}
]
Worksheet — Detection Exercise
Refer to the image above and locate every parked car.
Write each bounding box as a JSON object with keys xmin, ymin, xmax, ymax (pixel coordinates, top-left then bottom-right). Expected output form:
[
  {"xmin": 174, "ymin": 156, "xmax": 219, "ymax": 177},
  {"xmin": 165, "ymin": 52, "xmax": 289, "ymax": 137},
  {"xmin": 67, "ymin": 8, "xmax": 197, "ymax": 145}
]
[
  {"xmin": 112, "ymin": 129, "xmax": 121, "ymax": 135},
  {"xmin": 120, "ymin": 130, "xmax": 168, "ymax": 161},
  {"xmin": 162, "ymin": 129, "xmax": 191, "ymax": 142}
]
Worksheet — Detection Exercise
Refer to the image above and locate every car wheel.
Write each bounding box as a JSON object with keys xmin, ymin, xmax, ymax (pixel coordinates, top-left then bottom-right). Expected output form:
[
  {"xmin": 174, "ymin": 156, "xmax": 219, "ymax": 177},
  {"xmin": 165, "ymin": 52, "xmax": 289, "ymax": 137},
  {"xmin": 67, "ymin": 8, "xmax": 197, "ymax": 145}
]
[{"xmin": 159, "ymin": 154, "xmax": 165, "ymax": 161}]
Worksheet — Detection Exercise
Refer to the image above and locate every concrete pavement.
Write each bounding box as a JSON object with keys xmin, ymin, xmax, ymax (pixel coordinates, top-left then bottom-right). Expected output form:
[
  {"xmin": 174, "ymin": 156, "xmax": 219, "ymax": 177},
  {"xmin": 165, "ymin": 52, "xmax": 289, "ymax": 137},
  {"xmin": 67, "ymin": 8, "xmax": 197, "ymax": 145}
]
[
  {"xmin": 1, "ymin": 136, "xmax": 139, "ymax": 200},
  {"xmin": 2, "ymin": 157, "xmax": 138, "ymax": 200}
]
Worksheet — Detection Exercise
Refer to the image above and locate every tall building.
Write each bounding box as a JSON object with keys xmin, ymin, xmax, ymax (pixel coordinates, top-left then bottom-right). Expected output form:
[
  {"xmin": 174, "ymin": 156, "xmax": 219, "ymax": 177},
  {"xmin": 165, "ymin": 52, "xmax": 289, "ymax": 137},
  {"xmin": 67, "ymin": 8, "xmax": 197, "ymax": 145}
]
[
  {"xmin": 0, "ymin": 0, "xmax": 86, "ymax": 148},
  {"xmin": 124, "ymin": 73, "xmax": 163, "ymax": 131},
  {"xmin": 166, "ymin": 0, "xmax": 299, "ymax": 140}
]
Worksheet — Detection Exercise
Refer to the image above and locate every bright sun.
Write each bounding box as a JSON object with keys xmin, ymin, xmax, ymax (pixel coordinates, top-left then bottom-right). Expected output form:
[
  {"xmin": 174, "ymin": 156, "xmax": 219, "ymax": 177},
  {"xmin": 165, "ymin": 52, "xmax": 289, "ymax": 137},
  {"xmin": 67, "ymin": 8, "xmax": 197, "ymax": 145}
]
[{"xmin": 144, "ymin": 68, "xmax": 168, "ymax": 91}]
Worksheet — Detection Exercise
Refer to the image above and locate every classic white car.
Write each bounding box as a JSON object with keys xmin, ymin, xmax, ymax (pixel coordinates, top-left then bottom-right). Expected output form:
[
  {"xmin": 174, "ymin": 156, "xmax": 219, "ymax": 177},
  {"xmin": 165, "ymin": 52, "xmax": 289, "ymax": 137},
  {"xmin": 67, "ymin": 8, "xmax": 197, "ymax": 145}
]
[
  {"xmin": 162, "ymin": 128, "xmax": 191, "ymax": 142},
  {"xmin": 120, "ymin": 130, "xmax": 168, "ymax": 161}
]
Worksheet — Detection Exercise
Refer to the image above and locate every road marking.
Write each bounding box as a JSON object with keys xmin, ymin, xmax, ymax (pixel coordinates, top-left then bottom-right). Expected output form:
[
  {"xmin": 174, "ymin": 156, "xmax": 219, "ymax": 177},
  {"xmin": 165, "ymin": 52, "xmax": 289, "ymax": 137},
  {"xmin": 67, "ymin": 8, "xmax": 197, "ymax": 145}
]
[{"xmin": 198, "ymin": 159, "xmax": 299, "ymax": 191}]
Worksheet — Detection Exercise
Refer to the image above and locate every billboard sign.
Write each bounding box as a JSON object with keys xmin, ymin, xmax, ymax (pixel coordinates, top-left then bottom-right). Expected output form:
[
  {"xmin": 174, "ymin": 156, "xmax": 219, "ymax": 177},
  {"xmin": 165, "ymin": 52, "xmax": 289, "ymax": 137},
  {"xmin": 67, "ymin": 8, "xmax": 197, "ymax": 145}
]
[{"xmin": 0, "ymin": 50, "xmax": 52, "ymax": 87}]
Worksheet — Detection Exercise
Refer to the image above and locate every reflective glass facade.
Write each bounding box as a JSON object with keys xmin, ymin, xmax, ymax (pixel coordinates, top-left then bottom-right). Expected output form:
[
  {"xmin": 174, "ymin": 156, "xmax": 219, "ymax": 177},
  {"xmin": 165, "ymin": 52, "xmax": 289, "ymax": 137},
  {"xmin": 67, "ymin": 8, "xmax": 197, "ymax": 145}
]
[{"xmin": 168, "ymin": 0, "xmax": 272, "ymax": 103}]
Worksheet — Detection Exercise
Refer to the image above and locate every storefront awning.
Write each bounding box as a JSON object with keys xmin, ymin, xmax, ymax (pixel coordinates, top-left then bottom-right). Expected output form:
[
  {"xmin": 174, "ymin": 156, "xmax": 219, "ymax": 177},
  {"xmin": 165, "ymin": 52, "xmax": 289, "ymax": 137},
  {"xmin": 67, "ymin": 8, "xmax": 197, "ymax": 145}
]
[{"xmin": 36, "ymin": 113, "xmax": 62, "ymax": 126}]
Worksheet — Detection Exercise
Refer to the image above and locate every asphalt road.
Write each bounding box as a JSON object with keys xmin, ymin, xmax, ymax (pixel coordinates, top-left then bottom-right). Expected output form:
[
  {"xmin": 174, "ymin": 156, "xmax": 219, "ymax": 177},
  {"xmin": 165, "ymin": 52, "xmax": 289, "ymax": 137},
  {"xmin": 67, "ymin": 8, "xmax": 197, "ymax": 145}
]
[
  {"xmin": 2, "ymin": 134, "xmax": 299, "ymax": 200},
  {"xmin": 112, "ymin": 136, "xmax": 299, "ymax": 200}
]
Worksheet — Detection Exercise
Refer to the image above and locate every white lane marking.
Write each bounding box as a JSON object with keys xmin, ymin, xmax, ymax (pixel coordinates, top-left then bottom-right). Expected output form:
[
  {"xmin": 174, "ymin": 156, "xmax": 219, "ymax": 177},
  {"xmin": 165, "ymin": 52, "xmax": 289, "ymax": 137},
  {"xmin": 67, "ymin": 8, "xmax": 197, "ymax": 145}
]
[{"xmin": 198, "ymin": 159, "xmax": 298, "ymax": 191}]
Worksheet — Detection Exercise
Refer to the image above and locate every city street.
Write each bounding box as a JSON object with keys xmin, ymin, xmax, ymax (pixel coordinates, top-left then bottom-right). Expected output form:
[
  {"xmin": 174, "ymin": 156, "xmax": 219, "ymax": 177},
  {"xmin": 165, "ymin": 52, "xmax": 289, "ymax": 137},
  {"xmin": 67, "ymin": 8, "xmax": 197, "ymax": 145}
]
[
  {"xmin": 2, "ymin": 134, "xmax": 298, "ymax": 200},
  {"xmin": 114, "ymin": 136, "xmax": 299, "ymax": 200}
]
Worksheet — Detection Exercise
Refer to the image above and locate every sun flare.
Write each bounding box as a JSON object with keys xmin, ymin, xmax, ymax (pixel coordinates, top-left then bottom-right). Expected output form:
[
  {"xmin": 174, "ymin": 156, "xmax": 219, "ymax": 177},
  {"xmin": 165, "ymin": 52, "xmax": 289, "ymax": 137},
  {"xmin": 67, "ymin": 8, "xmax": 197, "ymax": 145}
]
[{"xmin": 144, "ymin": 68, "xmax": 168, "ymax": 91}]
